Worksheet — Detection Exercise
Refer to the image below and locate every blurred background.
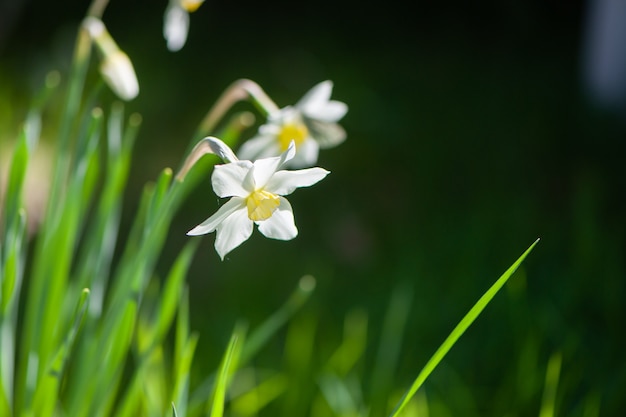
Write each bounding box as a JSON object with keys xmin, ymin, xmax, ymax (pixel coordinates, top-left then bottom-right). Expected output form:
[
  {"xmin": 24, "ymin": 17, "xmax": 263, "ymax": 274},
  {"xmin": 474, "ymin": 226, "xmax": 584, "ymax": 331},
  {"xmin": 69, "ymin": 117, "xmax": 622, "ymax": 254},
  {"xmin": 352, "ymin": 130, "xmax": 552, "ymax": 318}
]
[{"xmin": 1, "ymin": 0, "xmax": 625, "ymax": 415}]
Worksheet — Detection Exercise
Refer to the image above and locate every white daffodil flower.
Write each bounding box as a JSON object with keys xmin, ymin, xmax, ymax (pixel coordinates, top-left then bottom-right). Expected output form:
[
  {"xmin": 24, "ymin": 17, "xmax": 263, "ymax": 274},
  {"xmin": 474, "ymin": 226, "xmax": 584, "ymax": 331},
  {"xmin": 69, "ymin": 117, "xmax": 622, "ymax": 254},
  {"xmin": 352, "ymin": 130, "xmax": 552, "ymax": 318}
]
[
  {"xmin": 164, "ymin": 0, "xmax": 204, "ymax": 52},
  {"xmin": 186, "ymin": 137, "xmax": 329, "ymax": 260},
  {"xmin": 237, "ymin": 80, "xmax": 348, "ymax": 168}
]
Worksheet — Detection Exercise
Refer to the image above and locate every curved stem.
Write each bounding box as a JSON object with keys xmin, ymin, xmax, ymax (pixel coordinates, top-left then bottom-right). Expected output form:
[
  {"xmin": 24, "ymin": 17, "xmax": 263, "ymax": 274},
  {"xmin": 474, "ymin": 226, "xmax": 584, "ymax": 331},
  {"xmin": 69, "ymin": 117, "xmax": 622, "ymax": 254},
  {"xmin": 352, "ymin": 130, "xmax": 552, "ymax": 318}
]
[
  {"xmin": 193, "ymin": 79, "xmax": 278, "ymax": 142},
  {"xmin": 87, "ymin": 0, "xmax": 110, "ymax": 18}
]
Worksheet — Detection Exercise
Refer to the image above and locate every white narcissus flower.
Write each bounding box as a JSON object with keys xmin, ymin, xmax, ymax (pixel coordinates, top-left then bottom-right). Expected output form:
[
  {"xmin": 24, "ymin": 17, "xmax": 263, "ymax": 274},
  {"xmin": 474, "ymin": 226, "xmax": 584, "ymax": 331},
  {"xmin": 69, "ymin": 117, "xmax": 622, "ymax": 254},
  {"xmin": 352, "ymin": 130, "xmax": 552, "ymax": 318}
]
[
  {"xmin": 164, "ymin": 0, "xmax": 204, "ymax": 52},
  {"xmin": 187, "ymin": 137, "xmax": 329, "ymax": 260},
  {"xmin": 237, "ymin": 80, "xmax": 348, "ymax": 168}
]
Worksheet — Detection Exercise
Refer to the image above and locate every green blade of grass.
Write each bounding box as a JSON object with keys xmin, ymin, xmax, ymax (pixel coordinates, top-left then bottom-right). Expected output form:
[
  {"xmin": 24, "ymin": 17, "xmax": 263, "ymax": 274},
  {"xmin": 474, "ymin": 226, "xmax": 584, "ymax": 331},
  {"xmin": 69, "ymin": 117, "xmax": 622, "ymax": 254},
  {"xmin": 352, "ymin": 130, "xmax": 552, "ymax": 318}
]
[
  {"xmin": 15, "ymin": 108, "xmax": 103, "ymax": 417},
  {"xmin": 62, "ymin": 180, "xmax": 154, "ymax": 417},
  {"xmin": 171, "ymin": 287, "xmax": 199, "ymax": 417},
  {"xmin": 209, "ymin": 332, "xmax": 240, "ymax": 417},
  {"xmin": 74, "ymin": 107, "xmax": 141, "ymax": 315},
  {"xmin": 137, "ymin": 240, "xmax": 199, "ymax": 354},
  {"xmin": 539, "ymin": 351, "xmax": 562, "ymax": 417},
  {"xmin": 117, "ymin": 240, "xmax": 199, "ymax": 416},
  {"xmin": 0, "ymin": 210, "xmax": 26, "ymax": 413},
  {"xmin": 230, "ymin": 371, "xmax": 288, "ymax": 416},
  {"xmin": 240, "ymin": 275, "xmax": 317, "ymax": 365},
  {"xmin": 1, "ymin": 130, "xmax": 29, "ymax": 243},
  {"xmin": 0, "ymin": 119, "xmax": 35, "ymax": 415},
  {"xmin": 282, "ymin": 311, "xmax": 317, "ymax": 416},
  {"xmin": 34, "ymin": 108, "xmax": 102, "ymax": 393},
  {"xmin": 389, "ymin": 238, "xmax": 540, "ymax": 417},
  {"xmin": 31, "ymin": 289, "xmax": 90, "ymax": 416},
  {"xmin": 91, "ymin": 299, "xmax": 138, "ymax": 417},
  {"xmin": 370, "ymin": 281, "xmax": 413, "ymax": 417},
  {"xmin": 317, "ymin": 373, "xmax": 363, "ymax": 417},
  {"xmin": 325, "ymin": 308, "xmax": 368, "ymax": 376},
  {"xmin": 190, "ymin": 275, "xmax": 316, "ymax": 414}
]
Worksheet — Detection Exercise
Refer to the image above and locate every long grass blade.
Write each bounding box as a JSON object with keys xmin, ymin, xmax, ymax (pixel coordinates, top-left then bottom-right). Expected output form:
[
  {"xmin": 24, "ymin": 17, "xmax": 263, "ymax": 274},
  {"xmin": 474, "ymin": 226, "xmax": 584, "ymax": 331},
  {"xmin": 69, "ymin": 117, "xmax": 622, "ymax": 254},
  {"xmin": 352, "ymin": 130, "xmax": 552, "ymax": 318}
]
[
  {"xmin": 240, "ymin": 275, "xmax": 317, "ymax": 365},
  {"xmin": 539, "ymin": 351, "xmax": 562, "ymax": 417},
  {"xmin": 389, "ymin": 238, "xmax": 540, "ymax": 417},
  {"xmin": 171, "ymin": 287, "xmax": 199, "ymax": 417},
  {"xmin": 209, "ymin": 332, "xmax": 240, "ymax": 417}
]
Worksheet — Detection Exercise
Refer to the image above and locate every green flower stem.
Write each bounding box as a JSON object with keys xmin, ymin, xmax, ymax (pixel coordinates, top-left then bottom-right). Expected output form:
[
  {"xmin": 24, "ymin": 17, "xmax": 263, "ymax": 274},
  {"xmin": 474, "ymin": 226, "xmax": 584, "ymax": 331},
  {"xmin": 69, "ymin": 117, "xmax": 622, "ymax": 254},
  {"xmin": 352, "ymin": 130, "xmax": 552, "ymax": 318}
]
[
  {"xmin": 176, "ymin": 111, "xmax": 255, "ymax": 185},
  {"xmin": 86, "ymin": 0, "xmax": 110, "ymax": 19},
  {"xmin": 190, "ymin": 79, "xmax": 278, "ymax": 151}
]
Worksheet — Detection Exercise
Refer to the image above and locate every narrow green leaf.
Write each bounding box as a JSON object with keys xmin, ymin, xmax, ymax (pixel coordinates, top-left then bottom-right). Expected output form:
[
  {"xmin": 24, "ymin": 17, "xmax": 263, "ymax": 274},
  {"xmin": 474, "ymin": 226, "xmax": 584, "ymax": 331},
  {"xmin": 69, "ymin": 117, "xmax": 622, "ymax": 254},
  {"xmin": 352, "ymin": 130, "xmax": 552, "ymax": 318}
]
[
  {"xmin": 34, "ymin": 108, "xmax": 102, "ymax": 393},
  {"xmin": 140, "ymin": 240, "xmax": 199, "ymax": 354},
  {"xmin": 31, "ymin": 289, "xmax": 90, "ymax": 416},
  {"xmin": 50, "ymin": 289, "xmax": 90, "ymax": 378},
  {"xmin": 1, "ymin": 132, "xmax": 29, "ymax": 232},
  {"xmin": 1, "ymin": 209, "xmax": 27, "ymax": 317},
  {"xmin": 325, "ymin": 308, "xmax": 368, "ymax": 376},
  {"xmin": 74, "ymin": 108, "xmax": 140, "ymax": 314},
  {"xmin": 89, "ymin": 299, "xmax": 138, "ymax": 417},
  {"xmin": 209, "ymin": 332, "xmax": 239, "ymax": 417},
  {"xmin": 389, "ymin": 238, "xmax": 540, "ymax": 417},
  {"xmin": 539, "ymin": 351, "xmax": 562, "ymax": 417},
  {"xmin": 15, "ymin": 108, "xmax": 103, "ymax": 417},
  {"xmin": 190, "ymin": 276, "xmax": 316, "ymax": 414},
  {"xmin": 230, "ymin": 372, "xmax": 288, "ymax": 416},
  {"xmin": 240, "ymin": 275, "xmax": 317, "ymax": 365},
  {"xmin": 317, "ymin": 373, "xmax": 361, "ymax": 416},
  {"xmin": 370, "ymin": 281, "xmax": 413, "ymax": 416},
  {"xmin": 0, "ymin": 373, "xmax": 10, "ymax": 417},
  {"xmin": 171, "ymin": 288, "xmax": 199, "ymax": 417}
]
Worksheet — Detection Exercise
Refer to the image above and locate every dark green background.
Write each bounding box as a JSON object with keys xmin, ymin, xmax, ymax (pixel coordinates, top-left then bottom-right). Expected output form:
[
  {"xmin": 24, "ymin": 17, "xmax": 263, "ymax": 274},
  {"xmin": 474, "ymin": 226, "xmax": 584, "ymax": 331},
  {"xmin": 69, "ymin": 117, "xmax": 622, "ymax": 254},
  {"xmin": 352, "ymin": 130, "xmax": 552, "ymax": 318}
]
[{"xmin": 2, "ymin": 0, "xmax": 625, "ymax": 415}]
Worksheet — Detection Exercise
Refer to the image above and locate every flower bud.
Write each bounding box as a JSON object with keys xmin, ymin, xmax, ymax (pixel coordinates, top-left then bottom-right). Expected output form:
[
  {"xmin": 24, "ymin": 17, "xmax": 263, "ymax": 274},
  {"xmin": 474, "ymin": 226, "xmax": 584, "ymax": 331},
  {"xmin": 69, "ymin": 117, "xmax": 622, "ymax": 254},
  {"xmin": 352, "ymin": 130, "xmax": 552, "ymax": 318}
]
[
  {"xmin": 82, "ymin": 16, "xmax": 139, "ymax": 100},
  {"xmin": 100, "ymin": 50, "xmax": 139, "ymax": 101}
]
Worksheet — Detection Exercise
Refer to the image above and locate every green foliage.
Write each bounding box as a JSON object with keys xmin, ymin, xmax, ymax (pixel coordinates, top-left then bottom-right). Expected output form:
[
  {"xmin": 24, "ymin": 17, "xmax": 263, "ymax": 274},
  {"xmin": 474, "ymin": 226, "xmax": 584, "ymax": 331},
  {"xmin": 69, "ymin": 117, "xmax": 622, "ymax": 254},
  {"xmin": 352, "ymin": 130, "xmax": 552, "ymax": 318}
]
[{"xmin": 0, "ymin": 1, "xmax": 549, "ymax": 417}]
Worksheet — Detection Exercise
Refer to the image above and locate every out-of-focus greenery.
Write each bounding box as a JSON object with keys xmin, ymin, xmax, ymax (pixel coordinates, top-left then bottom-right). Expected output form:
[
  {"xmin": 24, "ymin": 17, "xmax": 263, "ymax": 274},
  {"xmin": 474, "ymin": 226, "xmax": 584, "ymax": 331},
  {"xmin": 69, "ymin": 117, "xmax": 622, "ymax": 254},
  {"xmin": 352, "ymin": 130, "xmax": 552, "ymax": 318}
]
[{"xmin": 1, "ymin": 1, "xmax": 625, "ymax": 416}]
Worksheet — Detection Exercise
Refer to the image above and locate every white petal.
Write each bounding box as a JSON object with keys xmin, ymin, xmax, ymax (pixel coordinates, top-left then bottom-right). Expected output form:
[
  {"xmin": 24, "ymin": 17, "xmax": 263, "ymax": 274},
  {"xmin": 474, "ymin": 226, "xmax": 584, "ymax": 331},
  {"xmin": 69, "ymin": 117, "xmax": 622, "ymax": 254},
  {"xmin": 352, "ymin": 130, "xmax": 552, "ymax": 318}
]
[
  {"xmin": 307, "ymin": 120, "xmax": 347, "ymax": 149},
  {"xmin": 187, "ymin": 197, "xmax": 245, "ymax": 236},
  {"xmin": 288, "ymin": 138, "xmax": 319, "ymax": 168},
  {"xmin": 304, "ymin": 100, "xmax": 348, "ymax": 122},
  {"xmin": 204, "ymin": 136, "xmax": 239, "ymax": 163},
  {"xmin": 265, "ymin": 167, "xmax": 330, "ymax": 195},
  {"xmin": 211, "ymin": 161, "xmax": 253, "ymax": 197},
  {"xmin": 296, "ymin": 81, "xmax": 333, "ymax": 113},
  {"xmin": 257, "ymin": 197, "xmax": 298, "ymax": 240},
  {"xmin": 258, "ymin": 118, "xmax": 283, "ymax": 136},
  {"xmin": 164, "ymin": 4, "xmax": 189, "ymax": 52},
  {"xmin": 214, "ymin": 207, "xmax": 253, "ymax": 260},
  {"xmin": 251, "ymin": 141, "xmax": 296, "ymax": 188},
  {"xmin": 237, "ymin": 134, "xmax": 280, "ymax": 161}
]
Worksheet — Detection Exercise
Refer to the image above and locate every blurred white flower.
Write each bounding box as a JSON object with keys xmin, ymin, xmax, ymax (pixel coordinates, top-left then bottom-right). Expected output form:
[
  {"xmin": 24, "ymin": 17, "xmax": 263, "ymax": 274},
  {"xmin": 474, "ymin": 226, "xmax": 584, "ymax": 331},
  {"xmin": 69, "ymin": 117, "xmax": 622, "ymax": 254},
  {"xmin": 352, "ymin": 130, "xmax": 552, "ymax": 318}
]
[
  {"xmin": 164, "ymin": 0, "xmax": 204, "ymax": 52},
  {"xmin": 99, "ymin": 50, "xmax": 139, "ymax": 101},
  {"xmin": 186, "ymin": 137, "xmax": 329, "ymax": 260},
  {"xmin": 238, "ymin": 80, "xmax": 348, "ymax": 168},
  {"xmin": 83, "ymin": 17, "xmax": 139, "ymax": 101}
]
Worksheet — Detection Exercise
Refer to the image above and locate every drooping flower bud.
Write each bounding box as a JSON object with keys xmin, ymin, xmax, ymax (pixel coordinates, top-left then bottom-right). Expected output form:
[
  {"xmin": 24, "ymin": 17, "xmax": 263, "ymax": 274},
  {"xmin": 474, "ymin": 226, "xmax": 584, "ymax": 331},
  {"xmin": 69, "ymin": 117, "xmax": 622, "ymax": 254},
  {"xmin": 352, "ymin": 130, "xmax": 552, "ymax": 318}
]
[{"xmin": 83, "ymin": 16, "xmax": 139, "ymax": 101}]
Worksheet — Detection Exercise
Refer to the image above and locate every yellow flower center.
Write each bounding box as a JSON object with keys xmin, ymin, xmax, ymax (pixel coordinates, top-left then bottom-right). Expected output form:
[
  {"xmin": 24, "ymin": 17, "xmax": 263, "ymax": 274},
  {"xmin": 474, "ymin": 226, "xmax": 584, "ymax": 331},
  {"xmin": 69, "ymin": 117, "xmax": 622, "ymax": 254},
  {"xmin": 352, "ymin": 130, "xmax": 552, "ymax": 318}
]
[
  {"xmin": 181, "ymin": 0, "xmax": 203, "ymax": 12},
  {"xmin": 246, "ymin": 189, "xmax": 280, "ymax": 221},
  {"xmin": 278, "ymin": 122, "xmax": 308, "ymax": 151}
]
